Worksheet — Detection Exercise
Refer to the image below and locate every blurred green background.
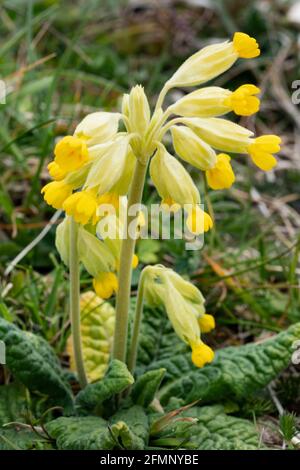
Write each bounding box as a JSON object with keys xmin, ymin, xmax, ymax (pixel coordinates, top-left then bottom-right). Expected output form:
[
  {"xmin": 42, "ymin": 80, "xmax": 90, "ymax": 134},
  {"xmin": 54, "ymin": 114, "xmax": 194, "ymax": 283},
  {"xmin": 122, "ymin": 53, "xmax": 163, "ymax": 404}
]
[{"xmin": 0, "ymin": 1, "xmax": 299, "ymax": 419}]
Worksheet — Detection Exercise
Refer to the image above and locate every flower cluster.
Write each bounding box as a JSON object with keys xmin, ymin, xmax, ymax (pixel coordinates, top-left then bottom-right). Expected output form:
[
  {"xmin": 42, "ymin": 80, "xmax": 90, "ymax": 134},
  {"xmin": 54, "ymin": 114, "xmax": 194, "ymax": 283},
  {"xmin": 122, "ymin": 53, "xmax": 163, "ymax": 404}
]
[
  {"xmin": 42, "ymin": 32, "xmax": 280, "ymax": 238},
  {"xmin": 143, "ymin": 265, "xmax": 215, "ymax": 367},
  {"xmin": 42, "ymin": 32, "xmax": 281, "ymax": 368}
]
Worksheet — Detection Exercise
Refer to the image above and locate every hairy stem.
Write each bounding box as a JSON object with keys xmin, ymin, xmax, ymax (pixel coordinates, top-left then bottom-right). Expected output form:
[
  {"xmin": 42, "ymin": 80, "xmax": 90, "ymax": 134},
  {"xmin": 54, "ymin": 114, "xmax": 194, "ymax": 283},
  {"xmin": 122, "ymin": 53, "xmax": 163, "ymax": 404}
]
[
  {"xmin": 127, "ymin": 267, "xmax": 148, "ymax": 373},
  {"xmin": 69, "ymin": 217, "xmax": 87, "ymax": 388},
  {"xmin": 113, "ymin": 159, "xmax": 148, "ymax": 363}
]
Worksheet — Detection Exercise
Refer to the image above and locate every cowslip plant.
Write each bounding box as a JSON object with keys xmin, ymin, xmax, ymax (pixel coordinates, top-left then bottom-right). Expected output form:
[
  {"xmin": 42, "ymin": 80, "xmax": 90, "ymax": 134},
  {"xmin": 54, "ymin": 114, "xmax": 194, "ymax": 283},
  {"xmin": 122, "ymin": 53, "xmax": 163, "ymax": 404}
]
[{"xmin": 41, "ymin": 32, "xmax": 281, "ymax": 388}]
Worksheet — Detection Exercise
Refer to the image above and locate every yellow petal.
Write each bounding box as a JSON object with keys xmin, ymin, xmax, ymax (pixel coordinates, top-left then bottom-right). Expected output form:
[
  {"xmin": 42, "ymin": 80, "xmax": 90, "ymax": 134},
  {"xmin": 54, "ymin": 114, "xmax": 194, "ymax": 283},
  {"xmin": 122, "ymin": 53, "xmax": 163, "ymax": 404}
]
[
  {"xmin": 198, "ymin": 314, "xmax": 216, "ymax": 333},
  {"xmin": 54, "ymin": 136, "xmax": 89, "ymax": 173},
  {"xmin": 248, "ymin": 135, "xmax": 281, "ymax": 171},
  {"xmin": 47, "ymin": 161, "xmax": 67, "ymax": 181},
  {"xmin": 224, "ymin": 84, "xmax": 260, "ymax": 116},
  {"xmin": 233, "ymin": 32, "xmax": 260, "ymax": 59},
  {"xmin": 206, "ymin": 153, "xmax": 235, "ymax": 190},
  {"xmin": 41, "ymin": 180, "xmax": 73, "ymax": 209},
  {"xmin": 63, "ymin": 190, "xmax": 98, "ymax": 225},
  {"xmin": 187, "ymin": 207, "xmax": 213, "ymax": 234},
  {"xmin": 93, "ymin": 272, "xmax": 118, "ymax": 299},
  {"xmin": 191, "ymin": 342, "xmax": 215, "ymax": 368}
]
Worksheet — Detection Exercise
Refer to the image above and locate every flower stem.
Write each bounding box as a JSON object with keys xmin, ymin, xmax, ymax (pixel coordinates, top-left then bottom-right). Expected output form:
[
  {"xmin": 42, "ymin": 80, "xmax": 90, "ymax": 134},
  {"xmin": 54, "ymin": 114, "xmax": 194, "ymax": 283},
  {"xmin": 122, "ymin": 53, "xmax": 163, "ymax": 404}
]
[
  {"xmin": 127, "ymin": 267, "xmax": 148, "ymax": 374},
  {"xmin": 69, "ymin": 217, "xmax": 87, "ymax": 388},
  {"xmin": 113, "ymin": 159, "xmax": 148, "ymax": 363}
]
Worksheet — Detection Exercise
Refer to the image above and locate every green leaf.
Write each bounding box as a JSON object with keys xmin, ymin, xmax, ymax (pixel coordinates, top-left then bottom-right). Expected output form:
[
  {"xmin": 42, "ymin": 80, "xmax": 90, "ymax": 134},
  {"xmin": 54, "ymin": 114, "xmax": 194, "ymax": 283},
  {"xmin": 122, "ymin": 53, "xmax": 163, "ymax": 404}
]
[
  {"xmin": 144, "ymin": 321, "xmax": 300, "ymax": 406},
  {"xmin": 75, "ymin": 359, "xmax": 134, "ymax": 414},
  {"xmin": 152, "ymin": 405, "xmax": 261, "ymax": 450},
  {"xmin": 110, "ymin": 406, "xmax": 149, "ymax": 450},
  {"xmin": 0, "ymin": 318, "xmax": 74, "ymax": 411},
  {"xmin": 0, "ymin": 428, "xmax": 50, "ymax": 450},
  {"xmin": 46, "ymin": 406, "xmax": 149, "ymax": 450},
  {"xmin": 131, "ymin": 369, "xmax": 166, "ymax": 408},
  {"xmin": 46, "ymin": 416, "xmax": 114, "ymax": 450},
  {"xmin": 0, "ymin": 383, "xmax": 27, "ymax": 426}
]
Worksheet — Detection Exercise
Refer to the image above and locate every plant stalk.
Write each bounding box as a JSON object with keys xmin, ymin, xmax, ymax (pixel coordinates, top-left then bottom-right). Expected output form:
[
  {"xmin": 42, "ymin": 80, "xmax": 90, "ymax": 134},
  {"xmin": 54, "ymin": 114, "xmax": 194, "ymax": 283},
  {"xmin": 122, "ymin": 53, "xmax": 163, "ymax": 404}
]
[
  {"xmin": 69, "ymin": 217, "xmax": 87, "ymax": 388},
  {"xmin": 113, "ymin": 158, "xmax": 148, "ymax": 363},
  {"xmin": 127, "ymin": 268, "xmax": 147, "ymax": 374}
]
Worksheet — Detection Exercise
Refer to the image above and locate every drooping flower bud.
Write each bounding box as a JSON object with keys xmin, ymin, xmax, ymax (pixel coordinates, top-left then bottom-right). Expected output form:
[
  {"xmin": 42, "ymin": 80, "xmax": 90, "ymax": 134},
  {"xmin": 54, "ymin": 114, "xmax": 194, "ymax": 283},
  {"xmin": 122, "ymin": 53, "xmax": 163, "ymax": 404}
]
[
  {"xmin": 143, "ymin": 265, "xmax": 215, "ymax": 368},
  {"xmin": 74, "ymin": 112, "xmax": 121, "ymax": 146},
  {"xmin": 182, "ymin": 117, "xmax": 253, "ymax": 153},
  {"xmin": 171, "ymin": 125, "xmax": 217, "ymax": 170},
  {"xmin": 150, "ymin": 146, "xmax": 201, "ymax": 208}
]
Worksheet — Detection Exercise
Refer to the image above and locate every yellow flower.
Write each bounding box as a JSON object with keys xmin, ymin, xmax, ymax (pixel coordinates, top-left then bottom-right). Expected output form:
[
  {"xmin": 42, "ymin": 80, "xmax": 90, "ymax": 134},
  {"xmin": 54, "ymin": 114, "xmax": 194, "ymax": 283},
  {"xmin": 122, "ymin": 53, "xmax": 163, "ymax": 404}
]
[
  {"xmin": 98, "ymin": 192, "xmax": 120, "ymax": 209},
  {"xmin": 47, "ymin": 161, "xmax": 66, "ymax": 181},
  {"xmin": 159, "ymin": 33, "xmax": 259, "ymax": 93},
  {"xmin": 233, "ymin": 32, "xmax": 260, "ymax": 59},
  {"xmin": 191, "ymin": 341, "xmax": 215, "ymax": 368},
  {"xmin": 187, "ymin": 206, "xmax": 213, "ymax": 235},
  {"xmin": 206, "ymin": 153, "xmax": 235, "ymax": 190},
  {"xmin": 247, "ymin": 135, "xmax": 281, "ymax": 171},
  {"xmin": 41, "ymin": 180, "xmax": 73, "ymax": 209},
  {"xmin": 63, "ymin": 189, "xmax": 98, "ymax": 225},
  {"xmin": 54, "ymin": 136, "xmax": 89, "ymax": 173},
  {"xmin": 223, "ymin": 84, "xmax": 260, "ymax": 116},
  {"xmin": 198, "ymin": 314, "xmax": 215, "ymax": 333},
  {"xmin": 93, "ymin": 272, "xmax": 118, "ymax": 299}
]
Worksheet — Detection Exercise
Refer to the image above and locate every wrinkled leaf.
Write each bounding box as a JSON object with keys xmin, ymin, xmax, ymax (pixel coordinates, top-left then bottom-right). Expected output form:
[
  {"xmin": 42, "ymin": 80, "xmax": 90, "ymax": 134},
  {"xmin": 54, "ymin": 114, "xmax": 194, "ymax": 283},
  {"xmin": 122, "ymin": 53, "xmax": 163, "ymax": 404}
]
[
  {"xmin": 67, "ymin": 291, "xmax": 115, "ymax": 383},
  {"xmin": 0, "ymin": 318, "xmax": 74, "ymax": 411},
  {"xmin": 0, "ymin": 383, "xmax": 27, "ymax": 425},
  {"xmin": 131, "ymin": 369, "xmax": 166, "ymax": 408},
  {"xmin": 75, "ymin": 359, "xmax": 134, "ymax": 414},
  {"xmin": 110, "ymin": 405, "xmax": 149, "ymax": 450},
  {"xmin": 0, "ymin": 427, "xmax": 51, "ymax": 450},
  {"xmin": 142, "ymin": 319, "xmax": 300, "ymax": 406},
  {"xmin": 153, "ymin": 405, "xmax": 261, "ymax": 450},
  {"xmin": 46, "ymin": 416, "xmax": 113, "ymax": 450},
  {"xmin": 46, "ymin": 405, "xmax": 148, "ymax": 450}
]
